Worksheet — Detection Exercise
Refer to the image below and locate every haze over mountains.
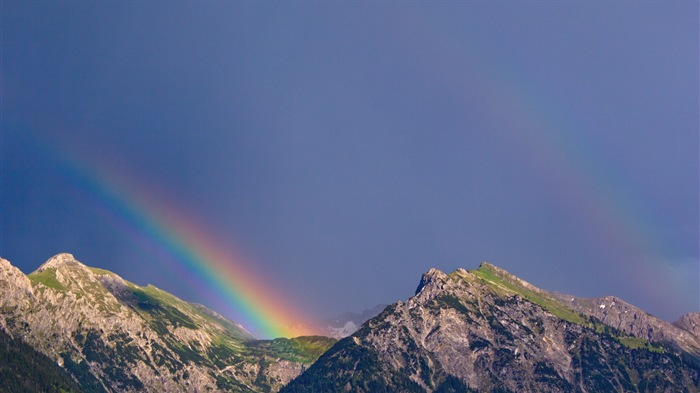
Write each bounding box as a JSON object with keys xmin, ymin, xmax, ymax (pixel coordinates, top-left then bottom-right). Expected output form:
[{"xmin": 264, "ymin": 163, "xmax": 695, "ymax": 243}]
[
  {"xmin": 1, "ymin": 253, "xmax": 699, "ymax": 392},
  {"xmin": 318, "ymin": 304, "xmax": 388, "ymax": 339}
]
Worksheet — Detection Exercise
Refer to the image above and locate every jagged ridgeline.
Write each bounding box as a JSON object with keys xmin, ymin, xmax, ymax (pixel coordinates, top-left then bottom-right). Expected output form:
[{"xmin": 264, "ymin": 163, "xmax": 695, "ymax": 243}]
[
  {"xmin": 2, "ymin": 254, "xmax": 700, "ymax": 392},
  {"xmin": 282, "ymin": 264, "xmax": 700, "ymax": 393},
  {"xmin": 0, "ymin": 254, "xmax": 335, "ymax": 393}
]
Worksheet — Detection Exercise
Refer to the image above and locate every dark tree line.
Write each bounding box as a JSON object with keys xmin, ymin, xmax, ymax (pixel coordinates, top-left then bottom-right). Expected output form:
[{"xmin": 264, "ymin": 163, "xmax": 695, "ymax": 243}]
[{"xmin": 0, "ymin": 328, "xmax": 82, "ymax": 393}]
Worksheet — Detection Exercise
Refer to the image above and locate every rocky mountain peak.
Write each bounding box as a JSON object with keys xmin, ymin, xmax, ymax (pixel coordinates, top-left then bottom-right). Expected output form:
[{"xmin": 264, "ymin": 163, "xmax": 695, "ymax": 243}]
[
  {"xmin": 1, "ymin": 257, "xmax": 26, "ymax": 278},
  {"xmin": 284, "ymin": 263, "xmax": 700, "ymax": 392},
  {"xmin": 414, "ymin": 268, "xmax": 449, "ymax": 296},
  {"xmin": 675, "ymin": 312, "xmax": 700, "ymax": 339},
  {"xmin": 0, "ymin": 257, "xmax": 35, "ymax": 303},
  {"xmin": 34, "ymin": 253, "xmax": 84, "ymax": 272},
  {"xmin": 477, "ymin": 261, "xmax": 498, "ymax": 271},
  {"xmin": 30, "ymin": 253, "xmax": 101, "ymax": 290},
  {"xmin": 476, "ymin": 262, "xmax": 543, "ymax": 295},
  {"xmin": 1, "ymin": 256, "xmax": 12, "ymax": 270},
  {"xmin": 1, "ymin": 254, "xmax": 336, "ymax": 392}
]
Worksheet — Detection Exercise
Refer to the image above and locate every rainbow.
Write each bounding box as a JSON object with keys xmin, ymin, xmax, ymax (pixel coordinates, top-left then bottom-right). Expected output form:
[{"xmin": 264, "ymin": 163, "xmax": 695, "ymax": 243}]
[
  {"xmin": 478, "ymin": 58, "xmax": 690, "ymax": 304},
  {"xmin": 22, "ymin": 9, "xmax": 692, "ymax": 327},
  {"xmin": 399, "ymin": 11, "xmax": 693, "ymax": 308},
  {"xmin": 54, "ymin": 150, "xmax": 316, "ymax": 339}
]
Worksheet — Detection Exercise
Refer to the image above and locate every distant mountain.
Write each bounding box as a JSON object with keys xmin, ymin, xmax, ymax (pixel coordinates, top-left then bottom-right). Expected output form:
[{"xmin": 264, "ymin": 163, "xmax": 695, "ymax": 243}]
[
  {"xmin": 318, "ymin": 304, "xmax": 388, "ymax": 339},
  {"xmin": 282, "ymin": 263, "xmax": 700, "ymax": 392},
  {"xmin": 0, "ymin": 254, "xmax": 335, "ymax": 393}
]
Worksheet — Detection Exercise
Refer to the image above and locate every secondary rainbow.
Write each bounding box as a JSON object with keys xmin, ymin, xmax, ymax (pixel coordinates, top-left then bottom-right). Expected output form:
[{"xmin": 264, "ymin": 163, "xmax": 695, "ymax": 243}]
[{"xmin": 418, "ymin": 11, "xmax": 689, "ymax": 302}]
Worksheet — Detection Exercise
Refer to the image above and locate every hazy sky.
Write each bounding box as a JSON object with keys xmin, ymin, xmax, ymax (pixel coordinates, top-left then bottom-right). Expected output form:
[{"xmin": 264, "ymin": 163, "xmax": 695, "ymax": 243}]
[{"xmin": 2, "ymin": 1, "xmax": 698, "ymax": 330}]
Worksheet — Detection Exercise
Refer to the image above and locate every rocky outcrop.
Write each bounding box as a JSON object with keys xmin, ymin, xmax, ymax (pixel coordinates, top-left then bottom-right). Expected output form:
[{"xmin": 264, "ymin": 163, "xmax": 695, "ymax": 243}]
[
  {"xmin": 283, "ymin": 263, "xmax": 700, "ymax": 393},
  {"xmin": 0, "ymin": 257, "xmax": 35, "ymax": 306},
  {"xmin": 5, "ymin": 254, "xmax": 698, "ymax": 392},
  {"xmin": 553, "ymin": 294, "xmax": 700, "ymax": 358},
  {"xmin": 0, "ymin": 254, "xmax": 335, "ymax": 393},
  {"xmin": 675, "ymin": 312, "xmax": 700, "ymax": 339}
]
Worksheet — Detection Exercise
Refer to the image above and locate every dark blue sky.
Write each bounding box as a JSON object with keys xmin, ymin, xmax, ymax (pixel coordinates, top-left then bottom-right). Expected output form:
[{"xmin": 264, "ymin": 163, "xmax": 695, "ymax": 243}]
[{"xmin": 2, "ymin": 1, "xmax": 698, "ymax": 324}]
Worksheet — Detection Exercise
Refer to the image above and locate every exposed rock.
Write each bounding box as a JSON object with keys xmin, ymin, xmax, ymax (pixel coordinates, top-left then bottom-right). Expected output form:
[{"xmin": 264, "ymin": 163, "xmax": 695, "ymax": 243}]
[
  {"xmin": 34, "ymin": 252, "xmax": 86, "ymax": 272},
  {"xmin": 0, "ymin": 257, "xmax": 35, "ymax": 302},
  {"xmin": 553, "ymin": 294, "xmax": 700, "ymax": 358},
  {"xmin": 0, "ymin": 254, "xmax": 335, "ymax": 393},
  {"xmin": 283, "ymin": 263, "xmax": 700, "ymax": 393},
  {"xmin": 0, "ymin": 326, "xmax": 83, "ymax": 392},
  {"xmin": 675, "ymin": 312, "xmax": 700, "ymax": 339},
  {"xmin": 5, "ymin": 253, "xmax": 698, "ymax": 392}
]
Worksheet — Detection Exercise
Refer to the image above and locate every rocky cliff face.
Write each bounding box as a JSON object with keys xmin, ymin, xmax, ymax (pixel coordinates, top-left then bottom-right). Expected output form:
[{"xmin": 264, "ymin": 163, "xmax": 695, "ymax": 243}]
[
  {"xmin": 282, "ymin": 263, "xmax": 700, "ymax": 393},
  {"xmin": 0, "ymin": 254, "xmax": 335, "ymax": 393},
  {"xmin": 4, "ymin": 255, "xmax": 699, "ymax": 392},
  {"xmin": 674, "ymin": 313, "xmax": 700, "ymax": 340},
  {"xmin": 552, "ymin": 294, "xmax": 700, "ymax": 359}
]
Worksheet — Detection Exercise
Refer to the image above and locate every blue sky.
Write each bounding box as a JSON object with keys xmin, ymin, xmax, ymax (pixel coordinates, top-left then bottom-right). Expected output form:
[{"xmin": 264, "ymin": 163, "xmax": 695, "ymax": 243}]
[{"xmin": 2, "ymin": 1, "xmax": 698, "ymax": 325}]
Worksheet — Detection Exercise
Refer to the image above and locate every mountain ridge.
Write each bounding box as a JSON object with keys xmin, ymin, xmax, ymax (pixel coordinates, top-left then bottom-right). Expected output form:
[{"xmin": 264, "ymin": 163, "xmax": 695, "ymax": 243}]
[
  {"xmin": 0, "ymin": 253, "xmax": 335, "ymax": 392},
  {"xmin": 472, "ymin": 263, "xmax": 700, "ymax": 356},
  {"xmin": 33, "ymin": 252, "xmax": 86, "ymax": 272},
  {"xmin": 2, "ymin": 254, "xmax": 699, "ymax": 392},
  {"xmin": 283, "ymin": 263, "xmax": 700, "ymax": 392}
]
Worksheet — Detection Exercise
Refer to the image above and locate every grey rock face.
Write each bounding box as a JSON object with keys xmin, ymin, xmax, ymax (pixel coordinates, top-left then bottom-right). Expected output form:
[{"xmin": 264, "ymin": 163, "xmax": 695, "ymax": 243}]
[
  {"xmin": 675, "ymin": 312, "xmax": 700, "ymax": 339},
  {"xmin": 283, "ymin": 264, "xmax": 700, "ymax": 393},
  {"xmin": 553, "ymin": 294, "xmax": 700, "ymax": 358},
  {"xmin": 0, "ymin": 254, "xmax": 334, "ymax": 393}
]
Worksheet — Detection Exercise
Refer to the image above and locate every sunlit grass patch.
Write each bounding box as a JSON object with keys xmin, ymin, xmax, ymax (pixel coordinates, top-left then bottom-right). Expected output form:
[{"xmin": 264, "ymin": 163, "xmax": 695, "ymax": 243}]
[{"xmin": 28, "ymin": 268, "xmax": 65, "ymax": 291}]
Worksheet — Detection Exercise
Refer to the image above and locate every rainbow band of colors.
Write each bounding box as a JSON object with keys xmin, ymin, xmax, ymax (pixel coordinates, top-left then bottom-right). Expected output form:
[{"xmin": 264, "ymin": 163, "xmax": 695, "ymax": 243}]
[{"xmin": 60, "ymin": 155, "xmax": 312, "ymax": 339}]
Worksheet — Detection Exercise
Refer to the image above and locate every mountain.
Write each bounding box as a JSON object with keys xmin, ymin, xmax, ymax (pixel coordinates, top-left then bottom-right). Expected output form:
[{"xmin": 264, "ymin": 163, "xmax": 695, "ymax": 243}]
[
  {"xmin": 0, "ymin": 327, "xmax": 83, "ymax": 393},
  {"xmin": 0, "ymin": 254, "xmax": 335, "ymax": 393},
  {"xmin": 4, "ymin": 254, "xmax": 699, "ymax": 392},
  {"xmin": 317, "ymin": 304, "xmax": 388, "ymax": 339},
  {"xmin": 282, "ymin": 263, "xmax": 700, "ymax": 392},
  {"xmin": 675, "ymin": 313, "xmax": 700, "ymax": 339}
]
